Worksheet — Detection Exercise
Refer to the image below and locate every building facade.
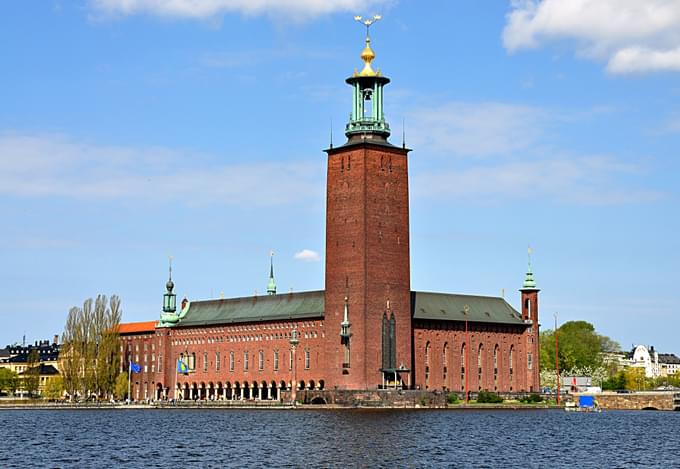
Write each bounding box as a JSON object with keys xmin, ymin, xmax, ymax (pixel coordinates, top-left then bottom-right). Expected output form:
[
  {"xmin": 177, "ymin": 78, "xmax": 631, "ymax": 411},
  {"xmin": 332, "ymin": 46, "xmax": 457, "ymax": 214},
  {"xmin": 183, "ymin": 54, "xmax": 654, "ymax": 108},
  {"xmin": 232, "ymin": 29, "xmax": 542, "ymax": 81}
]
[{"xmin": 119, "ymin": 28, "xmax": 541, "ymax": 401}]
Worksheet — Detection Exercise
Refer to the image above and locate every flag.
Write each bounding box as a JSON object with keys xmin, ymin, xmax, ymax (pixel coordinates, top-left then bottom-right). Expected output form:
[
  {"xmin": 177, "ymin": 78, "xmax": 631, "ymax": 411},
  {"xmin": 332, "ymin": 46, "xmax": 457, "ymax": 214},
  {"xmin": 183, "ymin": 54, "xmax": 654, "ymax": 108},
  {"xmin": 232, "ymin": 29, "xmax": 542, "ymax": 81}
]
[
  {"xmin": 130, "ymin": 362, "xmax": 142, "ymax": 373},
  {"xmin": 177, "ymin": 359, "xmax": 189, "ymax": 374}
]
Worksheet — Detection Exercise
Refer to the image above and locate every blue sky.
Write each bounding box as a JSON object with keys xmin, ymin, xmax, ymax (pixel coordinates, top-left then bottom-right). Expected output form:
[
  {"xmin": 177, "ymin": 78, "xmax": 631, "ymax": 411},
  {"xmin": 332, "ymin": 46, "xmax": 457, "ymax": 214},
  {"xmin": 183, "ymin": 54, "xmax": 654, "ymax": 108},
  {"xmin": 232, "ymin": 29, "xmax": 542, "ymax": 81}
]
[{"xmin": 1, "ymin": 1, "xmax": 679, "ymax": 354}]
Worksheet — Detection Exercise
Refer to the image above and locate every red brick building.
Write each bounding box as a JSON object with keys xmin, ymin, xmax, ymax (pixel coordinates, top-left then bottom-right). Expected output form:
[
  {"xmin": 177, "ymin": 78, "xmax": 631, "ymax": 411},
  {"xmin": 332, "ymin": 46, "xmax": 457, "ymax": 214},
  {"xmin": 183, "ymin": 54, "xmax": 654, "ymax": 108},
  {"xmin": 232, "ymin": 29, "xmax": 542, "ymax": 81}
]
[{"xmin": 120, "ymin": 28, "xmax": 541, "ymax": 401}]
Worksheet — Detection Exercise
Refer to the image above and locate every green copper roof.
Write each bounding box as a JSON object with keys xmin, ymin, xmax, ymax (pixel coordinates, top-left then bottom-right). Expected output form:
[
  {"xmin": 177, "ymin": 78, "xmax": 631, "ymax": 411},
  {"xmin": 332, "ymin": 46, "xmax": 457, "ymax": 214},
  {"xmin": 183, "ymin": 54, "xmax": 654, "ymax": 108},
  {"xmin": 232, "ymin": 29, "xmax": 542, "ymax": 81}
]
[
  {"xmin": 411, "ymin": 291, "xmax": 525, "ymax": 325},
  {"xmin": 176, "ymin": 291, "xmax": 324, "ymax": 327},
  {"xmin": 170, "ymin": 290, "xmax": 525, "ymax": 328}
]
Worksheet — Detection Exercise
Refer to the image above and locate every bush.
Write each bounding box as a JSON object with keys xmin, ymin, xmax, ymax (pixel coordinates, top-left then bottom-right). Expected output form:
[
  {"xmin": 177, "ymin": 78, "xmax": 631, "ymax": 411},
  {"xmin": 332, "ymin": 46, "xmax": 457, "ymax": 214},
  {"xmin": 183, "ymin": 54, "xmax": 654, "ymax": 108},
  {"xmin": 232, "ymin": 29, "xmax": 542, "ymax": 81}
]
[
  {"xmin": 447, "ymin": 392, "xmax": 459, "ymax": 404},
  {"xmin": 476, "ymin": 391, "xmax": 503, "ymax": 403},
  {"xmin": 520, "ymin": 393, "xmax": 543, "ymax": 404}
]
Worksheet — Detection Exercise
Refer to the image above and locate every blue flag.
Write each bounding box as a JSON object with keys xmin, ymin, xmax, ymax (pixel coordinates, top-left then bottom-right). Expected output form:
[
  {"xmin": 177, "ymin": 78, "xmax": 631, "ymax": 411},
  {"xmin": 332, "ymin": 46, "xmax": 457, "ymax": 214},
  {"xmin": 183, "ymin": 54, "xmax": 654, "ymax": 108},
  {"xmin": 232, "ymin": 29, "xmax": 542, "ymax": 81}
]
[
  {"xmin": 130, "ymin": 362, "xmax": 142, "ymax": 373},
  {"xmin": 177, "ymin": 359, "xmax": 189, "ymax": 374}
]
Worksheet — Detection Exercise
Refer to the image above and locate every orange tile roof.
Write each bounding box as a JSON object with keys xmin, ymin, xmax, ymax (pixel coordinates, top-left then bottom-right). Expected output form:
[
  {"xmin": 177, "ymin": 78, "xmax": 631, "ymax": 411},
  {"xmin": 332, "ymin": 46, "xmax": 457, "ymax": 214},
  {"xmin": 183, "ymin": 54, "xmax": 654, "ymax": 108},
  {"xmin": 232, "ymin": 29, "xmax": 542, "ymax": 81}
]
[{"xmin": 118, "ymin": 321, "xmax": 157, "ymax": 334}]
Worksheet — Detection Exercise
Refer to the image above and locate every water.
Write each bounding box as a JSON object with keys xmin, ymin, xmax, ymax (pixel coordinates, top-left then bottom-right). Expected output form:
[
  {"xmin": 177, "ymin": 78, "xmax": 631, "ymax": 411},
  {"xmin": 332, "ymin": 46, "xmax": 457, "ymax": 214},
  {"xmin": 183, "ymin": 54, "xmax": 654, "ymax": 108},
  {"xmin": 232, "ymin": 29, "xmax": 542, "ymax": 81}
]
[{"xmin": 1, "ymin": 409, "xmax": 678, "ymax": 468}]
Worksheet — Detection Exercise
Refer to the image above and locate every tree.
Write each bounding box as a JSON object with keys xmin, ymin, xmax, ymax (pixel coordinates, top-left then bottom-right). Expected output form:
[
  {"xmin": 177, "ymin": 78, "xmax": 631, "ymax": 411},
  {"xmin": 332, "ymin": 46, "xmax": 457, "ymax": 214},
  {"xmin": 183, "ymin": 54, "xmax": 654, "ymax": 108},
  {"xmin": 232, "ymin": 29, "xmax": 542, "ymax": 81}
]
[
  {"xmin": 540, "ymin": 321, "xmax": 619, "ymax": 372},
  {"xmin": 23, "ymin": 349, "xmax": 41, "ymax": 398},
  {"xmin": 43, "ymin": 376, "xmax": 65, "ymax": 401},
  {"xmin": 114, "ymin": 372, "xmax": 129, "ymax": 401},
  {"xmin": 0, "ymin": 368, "xmax": 19, "ymax": 395},
  {"xmin": 61, "ymin": 294, "xmax": 122, "ymax": 400}
]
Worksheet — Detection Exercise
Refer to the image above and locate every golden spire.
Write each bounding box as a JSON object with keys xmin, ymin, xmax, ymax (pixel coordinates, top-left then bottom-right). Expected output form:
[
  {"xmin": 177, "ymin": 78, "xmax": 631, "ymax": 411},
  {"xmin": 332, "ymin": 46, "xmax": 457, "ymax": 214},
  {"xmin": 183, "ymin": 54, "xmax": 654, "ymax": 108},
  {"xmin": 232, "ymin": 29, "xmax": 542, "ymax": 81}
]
[{"xmin": 354, "ymin": 15, "xmax": 382, "ymax": 77}]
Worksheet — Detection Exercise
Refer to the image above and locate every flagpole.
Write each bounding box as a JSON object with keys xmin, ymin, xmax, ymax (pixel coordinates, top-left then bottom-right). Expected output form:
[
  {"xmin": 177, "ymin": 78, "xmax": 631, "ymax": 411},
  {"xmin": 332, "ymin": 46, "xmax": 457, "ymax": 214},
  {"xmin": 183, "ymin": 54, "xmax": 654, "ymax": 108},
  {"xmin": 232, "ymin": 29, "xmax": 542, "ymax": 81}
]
[
  {"xmin": 127, "ymin": 358, "xmax": 131, "ymax": 404},
  {"xmin": 174, "ymin": 355, "xmax": 178, "ymax": 400}
]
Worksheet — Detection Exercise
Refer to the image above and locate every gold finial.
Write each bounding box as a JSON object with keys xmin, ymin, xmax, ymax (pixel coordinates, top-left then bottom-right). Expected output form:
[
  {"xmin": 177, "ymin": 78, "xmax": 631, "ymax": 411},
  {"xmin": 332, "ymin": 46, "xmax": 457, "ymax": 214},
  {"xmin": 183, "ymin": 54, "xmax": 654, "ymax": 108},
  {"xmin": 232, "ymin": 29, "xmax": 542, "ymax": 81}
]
[{"xmin": 354, "ymin": 15, "xmax": 382, "ymax": 77}]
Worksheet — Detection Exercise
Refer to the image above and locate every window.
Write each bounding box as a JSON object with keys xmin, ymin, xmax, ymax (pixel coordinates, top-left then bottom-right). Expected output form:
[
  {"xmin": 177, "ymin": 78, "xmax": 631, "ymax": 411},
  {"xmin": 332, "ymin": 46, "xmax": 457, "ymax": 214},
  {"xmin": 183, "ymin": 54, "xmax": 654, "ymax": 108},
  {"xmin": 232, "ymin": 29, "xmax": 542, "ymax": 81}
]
[
  {"xmin": 229, "ymin": 351, "xmax": 234, "ymax": 372},
  {"xmin": 259, "ymin": 350, "xmax": 264, "ymax": 371},
  {"xmin": 304, "ymin": 349, "xmax": 310, "ymax": 369},
  {"xmin": 244, "ymin": 351, "xmax": 249, "ymax": 371},
  {"xmin": 216, "ymin": 352, "xmax": 221, "ymax": 371},
  {"xmin": 189, "ymin": 353, "xmax": 196, "ymax": 371},
  {"xmin": 528, "ymin": 352, "xmax": 533, "ymax": 370},
  {"xmin": 443, "ymin": 343, "xmax": 449, "ymax": 384},
  {"xmin": 203, "ymin": 352, "xmax": 208, "ymax": 372},
  {"xmin": 425, "ymin": 342, "xmax": 431, "ymax": 388},
  {"xmin": 509, "ymin": 346, "xmax": 514, "ymax": 375},
  {"xmin": 158, "ymin": 353, "xmax": 162, "ymax": 373},
  {"xmin": 274, "ymin": 350, "xmax": 279, "ymax": 371}
]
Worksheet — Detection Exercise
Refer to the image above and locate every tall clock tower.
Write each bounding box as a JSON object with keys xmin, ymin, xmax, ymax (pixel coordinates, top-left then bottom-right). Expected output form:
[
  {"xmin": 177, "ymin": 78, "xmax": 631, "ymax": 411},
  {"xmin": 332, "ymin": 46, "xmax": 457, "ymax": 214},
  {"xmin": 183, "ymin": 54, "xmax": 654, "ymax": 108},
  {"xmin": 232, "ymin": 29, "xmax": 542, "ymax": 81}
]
[{"xmin": 322, "ymin": 20, "xmax": 412, "ymax": 389}]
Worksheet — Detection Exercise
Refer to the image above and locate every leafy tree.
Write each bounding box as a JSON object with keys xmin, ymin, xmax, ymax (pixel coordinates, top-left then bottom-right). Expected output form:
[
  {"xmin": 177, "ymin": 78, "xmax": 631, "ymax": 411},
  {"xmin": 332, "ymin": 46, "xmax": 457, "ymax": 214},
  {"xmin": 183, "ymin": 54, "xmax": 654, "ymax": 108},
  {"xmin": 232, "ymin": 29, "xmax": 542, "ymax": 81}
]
[
  {"xmin": 114, "ymin": 372, "xmax": 129, "ymax": 400},
  {"xmin": 61, "ymin": 295, "xmax": 122, "ymax": 400},
  {"xmin": 602, "ymin": 371, "xmax": 625, "ymax": 390},
  {"xmin": 23, "ymin": 349, "xmax": 41, "ymax": 397},
  {"xmin": 540, "ymin": 321, "xmax": 619, "ymax": 373},
  {"xmin": 43, "ymin": 376, "xmax": 64, "ymax": 401},
  {"xmin": 624, "ymin": 368, "xmax": 647, "ymax": 391},
  {"xmin": 0, "ymin": 368, "xmax": 19, "ymax": 395}
]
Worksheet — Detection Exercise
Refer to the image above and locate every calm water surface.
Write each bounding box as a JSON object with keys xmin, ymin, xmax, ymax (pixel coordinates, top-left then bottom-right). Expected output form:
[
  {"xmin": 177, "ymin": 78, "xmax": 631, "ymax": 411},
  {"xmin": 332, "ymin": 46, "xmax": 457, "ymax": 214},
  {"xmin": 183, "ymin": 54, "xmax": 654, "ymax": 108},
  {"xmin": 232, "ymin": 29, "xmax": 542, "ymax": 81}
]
[{"xmin": 1, "ymin": 409, "xmax": 678, "ymax": 468}]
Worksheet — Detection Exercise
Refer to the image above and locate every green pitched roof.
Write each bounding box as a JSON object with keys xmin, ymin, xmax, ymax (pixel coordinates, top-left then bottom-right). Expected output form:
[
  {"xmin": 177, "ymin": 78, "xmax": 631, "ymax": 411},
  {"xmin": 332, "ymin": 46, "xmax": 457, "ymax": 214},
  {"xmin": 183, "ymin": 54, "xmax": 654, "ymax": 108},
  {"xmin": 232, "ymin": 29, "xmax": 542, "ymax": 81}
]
[
  {"xmin": 411, "ymin": 291, "xmax": 524, "ymax": 325},
  {"xmin": 177, "ymin": 290, "xmax": 324, "ymax": 327},
  {"xmin": 174, "ymin": 290, "xmax": 524, "ymax": 327}
]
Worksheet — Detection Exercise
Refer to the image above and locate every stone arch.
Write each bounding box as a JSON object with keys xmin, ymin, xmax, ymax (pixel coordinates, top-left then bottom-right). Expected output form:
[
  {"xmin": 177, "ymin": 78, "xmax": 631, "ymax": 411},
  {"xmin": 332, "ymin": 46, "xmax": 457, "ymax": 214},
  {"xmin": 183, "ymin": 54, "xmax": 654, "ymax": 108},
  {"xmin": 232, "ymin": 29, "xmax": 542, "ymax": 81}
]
[
  {"xmin": 216, "ymin": 382, "xmax": 224, "ymax": 400},
  {"xmin": 319, "ymin": 379, "xmax": 325, "ymax": 390},
  {"xmin": 271, "ymin": 380, "xmax": 279, "ymax": 400},
  {"xmin": 199, "ymin": 382, "xmax": 207, "ymax": 400},
  {"xmin": 280, "ymin": 380, "xmax": 287, "ymax": 391},
  {"xmin": 156, "ymin": 383, "xmax": 163, "ymax": 400},
  {"xmin": 311, "ymin": 396, "xmax": 327, "ymax": 405},
  {"xmin": 234, "ymin": 381, "xmax": 242, "ymax": 400},
  {"xmin": 308, "ymin": 380, "xmax": 316, "ymax": 390},
  {"xmin": 298, "ymin": 379, "xmax": 306, "ymax": 391}
]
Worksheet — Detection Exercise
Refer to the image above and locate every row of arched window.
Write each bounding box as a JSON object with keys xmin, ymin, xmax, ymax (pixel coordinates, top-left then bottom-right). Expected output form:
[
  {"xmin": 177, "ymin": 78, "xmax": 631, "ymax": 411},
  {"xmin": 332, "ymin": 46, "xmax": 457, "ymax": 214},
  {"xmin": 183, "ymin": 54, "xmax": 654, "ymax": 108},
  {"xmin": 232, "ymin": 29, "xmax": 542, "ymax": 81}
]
[
  {"xmin": 180, "ymin": 349, "xmax": 312, "ymax": 374},
  {"xmin": 424, "ymin": 341, "xmax": 515, "ymax": 391}
]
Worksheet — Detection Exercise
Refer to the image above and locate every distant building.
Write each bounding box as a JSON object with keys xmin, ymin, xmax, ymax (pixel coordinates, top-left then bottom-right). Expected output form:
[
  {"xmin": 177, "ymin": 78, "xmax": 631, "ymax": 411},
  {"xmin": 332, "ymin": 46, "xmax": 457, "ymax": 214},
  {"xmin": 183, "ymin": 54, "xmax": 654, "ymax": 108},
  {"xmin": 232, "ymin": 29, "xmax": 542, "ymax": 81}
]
[
  {"xmin": 0, "ymin": 336, "xmax": 61, "ymax": 375},
  {"xmin": 604, "ymin": 345, "xmax": 680, "ymax": 379}
]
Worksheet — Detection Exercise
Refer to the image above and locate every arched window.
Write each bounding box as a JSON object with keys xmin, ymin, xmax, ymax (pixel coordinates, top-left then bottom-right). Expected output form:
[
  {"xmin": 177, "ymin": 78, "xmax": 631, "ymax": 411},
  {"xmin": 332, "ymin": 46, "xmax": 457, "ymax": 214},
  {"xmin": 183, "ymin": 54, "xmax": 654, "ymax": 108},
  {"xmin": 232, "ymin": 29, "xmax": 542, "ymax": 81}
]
[
  {"xmin": 274, "ymin": 350, "xmax": 279, "ymax": 371},
  {"xmin": 424, "ymin": 342, "xmax": 431, "ymax": 389},
  {"xmin": 461, "ymin": 343, "xmax": 466, "ymax": 392},
  {"xmin": 258, "ymin": 350, "xmax": 264, "ymax": 371},
  {"xmin": 442, "ymin": 342, "xmax": 449, "ymax": 387},
  {"xmin": 493, "ymin": 345, "xmax": 499, "ymax": 390},
  {"xmin": 478, "ymin": 344, "xmax": 484, "ymax": 390},
  {"xmin": 215, "ymin": 352, "xmax": 221, "ymax": 371},
  {"xmin": 304, "ymin": 349, "xmax": 310, "ymax": 369},
  {"xmin": 244, "ymin": 351, "xmax": 249, "ymax": 371},
  {"xmin": 229, "ymin": 351, "xmax": 234, "ymax": 371}
]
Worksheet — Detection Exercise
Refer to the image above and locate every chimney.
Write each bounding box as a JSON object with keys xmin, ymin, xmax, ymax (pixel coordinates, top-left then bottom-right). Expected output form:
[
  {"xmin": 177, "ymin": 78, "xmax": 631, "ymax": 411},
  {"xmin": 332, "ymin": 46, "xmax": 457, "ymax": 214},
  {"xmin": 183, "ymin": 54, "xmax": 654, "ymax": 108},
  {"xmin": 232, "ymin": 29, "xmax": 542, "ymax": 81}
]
[{"xmin": 53, "ymin": 335, "xmax": 59, "ymax": 345}]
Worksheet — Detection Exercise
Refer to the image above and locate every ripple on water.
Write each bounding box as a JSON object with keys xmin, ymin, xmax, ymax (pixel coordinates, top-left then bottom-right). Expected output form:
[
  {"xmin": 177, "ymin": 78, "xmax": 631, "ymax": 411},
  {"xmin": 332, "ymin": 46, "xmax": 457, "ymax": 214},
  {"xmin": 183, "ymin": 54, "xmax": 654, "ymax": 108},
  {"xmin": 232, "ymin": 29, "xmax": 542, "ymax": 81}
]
[{"xmin": 0, "ymin": 409, "xmax": 679, "ymax": 468}]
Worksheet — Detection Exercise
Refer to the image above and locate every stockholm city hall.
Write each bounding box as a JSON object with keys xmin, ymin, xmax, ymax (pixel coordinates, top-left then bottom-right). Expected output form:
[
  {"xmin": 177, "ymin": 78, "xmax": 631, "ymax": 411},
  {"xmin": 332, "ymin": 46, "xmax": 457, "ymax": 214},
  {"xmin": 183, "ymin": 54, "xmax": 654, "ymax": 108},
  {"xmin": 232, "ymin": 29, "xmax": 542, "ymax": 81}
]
[{"xmin": 118, "ymin": 19, "xmax": 541, "ymax": 402}]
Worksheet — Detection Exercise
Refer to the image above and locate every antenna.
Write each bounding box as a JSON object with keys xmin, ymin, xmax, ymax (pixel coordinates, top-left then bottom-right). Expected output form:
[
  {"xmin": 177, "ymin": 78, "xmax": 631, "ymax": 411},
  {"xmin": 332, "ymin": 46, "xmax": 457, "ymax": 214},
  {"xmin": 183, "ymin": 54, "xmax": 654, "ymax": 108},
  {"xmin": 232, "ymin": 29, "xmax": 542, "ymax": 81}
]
[
  {"xmin": 402, "ymin": 117, "xmax": 406, "ymax": 149},
  {"xmin": 168, "ymin": 255, "xmax": 173, "ymax": 281}
]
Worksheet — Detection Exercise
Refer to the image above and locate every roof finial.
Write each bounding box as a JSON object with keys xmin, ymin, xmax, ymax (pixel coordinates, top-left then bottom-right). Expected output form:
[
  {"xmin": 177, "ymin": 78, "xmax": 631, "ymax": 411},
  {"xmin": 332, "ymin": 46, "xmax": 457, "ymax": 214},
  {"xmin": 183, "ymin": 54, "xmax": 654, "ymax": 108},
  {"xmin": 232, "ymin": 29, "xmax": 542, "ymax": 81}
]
[
  {"xmin": 330, "ymin": 117, "xmax": 333, "ymax": 149},
  {"xmin": 522, "ymin": 246, "xmax": 538, "ymax": 289},
  {"xmin": 166, "ymin": 255, "xmax": 174, "ymax": 292},
  {"xmin": 354, "ymin": 14, "xmax": 382, "ymax": 77},
  {"xmin": 267, "ymin": 250, "xmax": 277, "ymax": 295}
]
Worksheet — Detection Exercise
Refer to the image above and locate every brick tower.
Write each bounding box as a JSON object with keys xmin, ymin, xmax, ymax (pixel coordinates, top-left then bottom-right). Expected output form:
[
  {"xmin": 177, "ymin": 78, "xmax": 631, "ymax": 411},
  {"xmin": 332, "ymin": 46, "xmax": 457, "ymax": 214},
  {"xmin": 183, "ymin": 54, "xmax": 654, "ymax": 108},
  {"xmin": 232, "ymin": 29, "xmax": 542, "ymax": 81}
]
[
  {"xmin": 323, "ymin": 18, "xmax": 412, "ymax": 390},
  {"xmin": 520, "ymin": 249, "xmax": 540, "ymax": 392}
]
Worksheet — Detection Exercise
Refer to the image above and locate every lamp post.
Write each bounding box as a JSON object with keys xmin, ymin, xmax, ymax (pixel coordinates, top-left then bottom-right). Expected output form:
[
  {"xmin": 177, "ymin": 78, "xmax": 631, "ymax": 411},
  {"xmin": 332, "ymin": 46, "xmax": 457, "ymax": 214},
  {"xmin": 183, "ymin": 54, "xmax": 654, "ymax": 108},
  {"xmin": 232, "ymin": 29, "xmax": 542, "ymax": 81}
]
[
  {"xmin": 289, "ymin": 326, "xmax": 299, "ymax": 405},
  {"xmin": 464, "ymin": 304, "xmax": 470, "ymax": 405},
  {"xmin": 554, "ymin": 313, "xmax": 560, "ymax": 406}
]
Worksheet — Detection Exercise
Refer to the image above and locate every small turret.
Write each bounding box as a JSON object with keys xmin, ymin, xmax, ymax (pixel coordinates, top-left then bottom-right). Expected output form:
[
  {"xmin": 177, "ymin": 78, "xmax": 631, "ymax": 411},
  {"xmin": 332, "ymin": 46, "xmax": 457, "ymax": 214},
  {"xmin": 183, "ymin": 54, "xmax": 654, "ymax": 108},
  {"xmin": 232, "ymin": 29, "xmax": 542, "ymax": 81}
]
[
  {"xmin": 267, "ymin": 251, "xmax": 277, "ymax": 295},
  {"xmin": 163, "ymin": 257, "xmax": 176, "ymax": 313}
]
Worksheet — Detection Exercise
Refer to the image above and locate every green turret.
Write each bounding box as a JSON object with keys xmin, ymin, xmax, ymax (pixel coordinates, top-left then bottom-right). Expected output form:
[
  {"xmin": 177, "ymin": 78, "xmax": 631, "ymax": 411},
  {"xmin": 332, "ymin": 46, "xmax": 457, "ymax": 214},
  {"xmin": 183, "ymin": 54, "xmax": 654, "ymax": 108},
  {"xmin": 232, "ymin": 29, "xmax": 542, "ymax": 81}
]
[
  {"xmin": 267, "ymin": 252, "xmax": 277, "ymax": 295},
  {"xmin": 345, "ymin": 15, "xmax": 390, "ymax": 141}
]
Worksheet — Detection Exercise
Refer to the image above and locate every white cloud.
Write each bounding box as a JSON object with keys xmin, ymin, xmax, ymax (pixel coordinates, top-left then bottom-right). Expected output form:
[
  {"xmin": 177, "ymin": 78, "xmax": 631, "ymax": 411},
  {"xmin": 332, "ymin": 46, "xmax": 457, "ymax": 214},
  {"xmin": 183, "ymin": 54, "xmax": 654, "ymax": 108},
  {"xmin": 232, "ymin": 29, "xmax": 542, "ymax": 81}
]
[
  {"xmin": 293, "ymin": 249, "xmax": 320, "ymax": 262},
  {"xmin": 412, "ymin": 155, "xmax": 661, "ymax": 205},
  {"xmin": 408, "ymin": 102, "xmax": 546, "ymax": 157},
  {"xmin": 503, "ymin": 0, "xmax": 680, "ymax": 74},
  {"xmin": 0, "ymin": 132, "xmax": 322, "ymax": 206},
  {"xmin": 90, "ymin": 0, "xmax": 390, "ymax": 21}
]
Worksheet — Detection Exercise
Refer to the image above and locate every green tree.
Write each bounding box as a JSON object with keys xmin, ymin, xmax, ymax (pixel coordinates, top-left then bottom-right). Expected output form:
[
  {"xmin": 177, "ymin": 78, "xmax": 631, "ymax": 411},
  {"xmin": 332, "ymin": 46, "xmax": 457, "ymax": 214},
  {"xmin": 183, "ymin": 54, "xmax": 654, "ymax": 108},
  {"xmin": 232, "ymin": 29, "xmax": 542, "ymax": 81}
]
[
  {"xmin": 114, "ymin": 372, "xmax": 129, "ymax": 401},
  {"xmin": 43, "ymin": 376, "xmax": 65, "ymax": 401},
  {"xmin": 61, "ymin": 295, "xmax": 122, "ymax": 400},
  {"xmin": 0, "ymin": 368, "xmax": 19, "ymax": 395},
  {"xmin": 23, "ymin": 349, "xmax": 41, "ymax": 398},
  {"xmin": 540, "ymin": 321, "xmax": 619, "ymax": 373}
]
